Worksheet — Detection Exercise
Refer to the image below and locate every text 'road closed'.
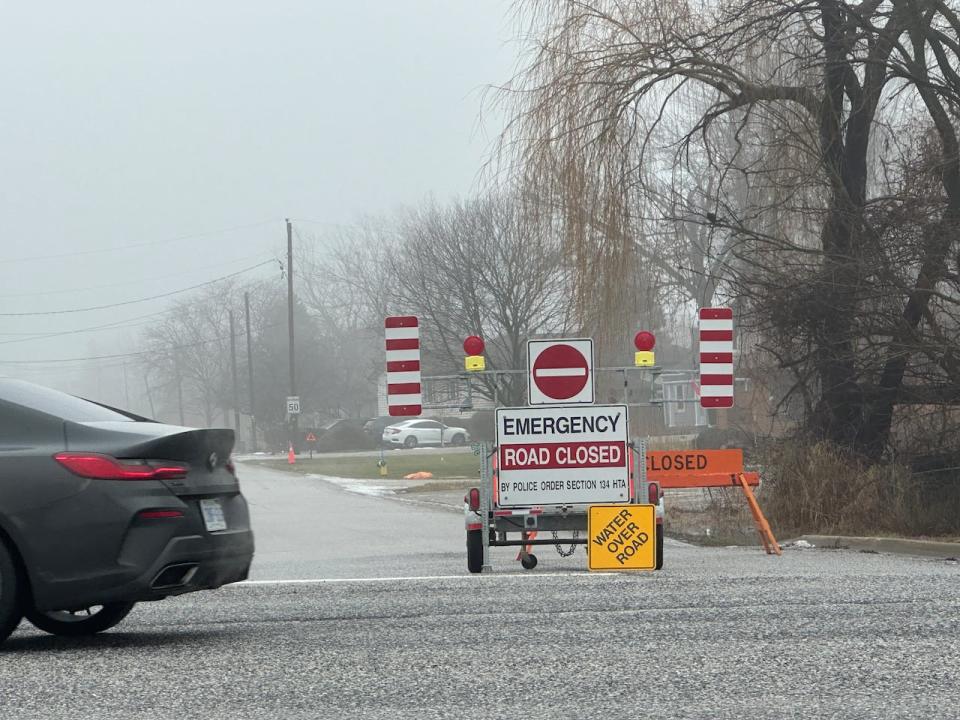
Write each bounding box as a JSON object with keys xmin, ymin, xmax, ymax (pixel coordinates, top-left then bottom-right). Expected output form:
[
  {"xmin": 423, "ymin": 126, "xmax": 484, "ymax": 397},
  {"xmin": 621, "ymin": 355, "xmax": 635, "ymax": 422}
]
[
  {"xmin": 587, "ymin": 504, "xmax": 656, "ymax": 571},
  {"xmin": 499, "ymin": 441, "xmax": 625, "ymax": 470}
]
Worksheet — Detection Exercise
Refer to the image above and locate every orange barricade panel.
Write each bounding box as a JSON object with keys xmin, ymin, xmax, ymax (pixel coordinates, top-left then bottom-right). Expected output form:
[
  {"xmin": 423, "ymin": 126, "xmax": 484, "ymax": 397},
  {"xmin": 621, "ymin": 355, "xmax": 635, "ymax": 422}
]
[{"xmin": 646, "ymin": 449, "xmax": 744, "ymax": 480}]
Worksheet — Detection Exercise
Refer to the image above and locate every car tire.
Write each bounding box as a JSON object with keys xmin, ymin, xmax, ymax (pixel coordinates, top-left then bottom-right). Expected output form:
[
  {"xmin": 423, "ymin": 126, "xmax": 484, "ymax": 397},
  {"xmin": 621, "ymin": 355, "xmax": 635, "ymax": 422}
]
[
  {"xmin": 0, "ymin": 541, "xmax": 24, "ymax": 644},
  {"xmin": 467, "ymin": 529, "xmax": 483, "ymax": 574},
  {"xmin": 451, "ymin": 434, "xmax": 466, "ymax": 446},
  {"xmin": 26, "ymin": 602, "xmax": 135, "ymax": 637},
  {"xmin": 404, "ymin": 436, "xmax": 418, "ymax": 449},
  {"xmin": 655, "ymin": 524, "xmax": 664, "ymax": 570}
]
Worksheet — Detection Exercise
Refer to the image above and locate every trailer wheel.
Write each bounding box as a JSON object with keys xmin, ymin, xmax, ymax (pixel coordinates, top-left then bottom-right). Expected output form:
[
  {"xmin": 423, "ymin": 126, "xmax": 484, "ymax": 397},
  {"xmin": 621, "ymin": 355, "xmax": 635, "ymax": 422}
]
[
  {"xmin": 655, "ymin": 524, "xmax": 664, "ymax": 570},
  {"xmin": 520, "ymin": 553, "xmax": 538, "ymax": 570},
  {"xmin": 467, "ymin": 530, "xmax": 483, "ymax": 574}
]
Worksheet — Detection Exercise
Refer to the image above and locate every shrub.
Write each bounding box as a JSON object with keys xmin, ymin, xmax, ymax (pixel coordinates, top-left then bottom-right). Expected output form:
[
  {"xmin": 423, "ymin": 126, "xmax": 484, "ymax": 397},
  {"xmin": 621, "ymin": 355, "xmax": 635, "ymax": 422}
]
[
  {"xmin": 756, "ymin": 440, "xmax": 939, "ymax": 536},
  {"xmin": 315, "ymin": 425, "xmax": 376, "ymax": 453},
  {"xmin": 461, "ymin": 410, "xmax": 495, "ymax": 442}
]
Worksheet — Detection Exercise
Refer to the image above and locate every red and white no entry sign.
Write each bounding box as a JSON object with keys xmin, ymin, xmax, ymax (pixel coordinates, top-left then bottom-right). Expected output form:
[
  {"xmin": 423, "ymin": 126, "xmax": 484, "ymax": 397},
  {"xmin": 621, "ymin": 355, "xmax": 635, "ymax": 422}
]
[{"xmin": 527, "ymin": 338, "xmax": 595, "ymax": 405}]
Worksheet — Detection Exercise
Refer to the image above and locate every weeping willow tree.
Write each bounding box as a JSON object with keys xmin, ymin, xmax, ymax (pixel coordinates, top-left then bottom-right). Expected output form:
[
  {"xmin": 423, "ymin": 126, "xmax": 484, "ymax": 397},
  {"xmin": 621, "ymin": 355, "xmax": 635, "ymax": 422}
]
[
  {"xmin": 498, "ymin": 0, "xmax": 960, "ymax": 460},
  {"xmin": 495, "ymin": 1, "xmax": 748, "ymax": 358}
]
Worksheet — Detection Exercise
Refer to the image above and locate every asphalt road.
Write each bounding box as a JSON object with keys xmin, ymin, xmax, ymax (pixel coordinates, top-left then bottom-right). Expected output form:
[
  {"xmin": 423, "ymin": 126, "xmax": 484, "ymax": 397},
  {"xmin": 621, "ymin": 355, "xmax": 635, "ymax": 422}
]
[{"xmin": 1, "ymin": 462, "xmax": 958, "ymax": 719}]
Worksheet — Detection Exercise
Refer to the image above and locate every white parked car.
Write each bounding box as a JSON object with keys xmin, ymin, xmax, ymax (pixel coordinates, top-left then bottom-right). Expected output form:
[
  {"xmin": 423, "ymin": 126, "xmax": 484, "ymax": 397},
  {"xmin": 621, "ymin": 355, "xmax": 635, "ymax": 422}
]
[{"xmin": 382, "ymin": 419, "xmax": 470, "ymax": 449}]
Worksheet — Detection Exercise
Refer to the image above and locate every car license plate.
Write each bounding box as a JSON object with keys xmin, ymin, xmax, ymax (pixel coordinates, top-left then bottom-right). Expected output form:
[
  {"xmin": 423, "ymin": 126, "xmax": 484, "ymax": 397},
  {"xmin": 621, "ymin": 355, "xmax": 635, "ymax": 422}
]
[{"xmin": 200, "ymin": 498, "xmax": 227, "ymax": 532}]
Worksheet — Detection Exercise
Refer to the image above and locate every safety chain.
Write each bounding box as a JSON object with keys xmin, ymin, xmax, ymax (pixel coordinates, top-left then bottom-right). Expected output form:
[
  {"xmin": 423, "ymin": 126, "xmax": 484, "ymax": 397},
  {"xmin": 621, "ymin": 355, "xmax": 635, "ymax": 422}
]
[{"xmin": 553, "ymin": 530, "xmax": 578, "ymax": 557}]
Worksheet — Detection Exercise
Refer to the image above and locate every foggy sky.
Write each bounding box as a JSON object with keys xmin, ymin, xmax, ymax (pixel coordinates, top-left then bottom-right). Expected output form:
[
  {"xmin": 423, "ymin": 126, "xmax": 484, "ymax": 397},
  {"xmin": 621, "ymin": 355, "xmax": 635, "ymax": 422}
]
[{"xmin": 0, "ymin": 1, "xmax": 515, "ymax": 404}]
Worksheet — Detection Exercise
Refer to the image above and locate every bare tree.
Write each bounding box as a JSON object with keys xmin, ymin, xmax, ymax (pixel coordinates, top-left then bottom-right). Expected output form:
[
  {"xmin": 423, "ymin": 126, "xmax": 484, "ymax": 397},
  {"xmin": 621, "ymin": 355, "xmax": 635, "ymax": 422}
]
[
  {"xmin": 297, "ymin": 221, "xmax": 391, "ymax": 417},
  {"xmin": 140, "ymin": 281, "xmax": 242, "ymax": 426},
  {"xmin": 383, "ymin": 194, "xmax": 576, "ymax": 405}
]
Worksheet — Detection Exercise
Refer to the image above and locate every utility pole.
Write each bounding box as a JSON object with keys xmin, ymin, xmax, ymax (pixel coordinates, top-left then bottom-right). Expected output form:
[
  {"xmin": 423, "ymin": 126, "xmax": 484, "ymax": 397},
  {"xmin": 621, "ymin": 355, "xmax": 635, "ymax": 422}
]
[
  {"xmin": 175, "ymin": 360, "xmax": 186, "ymax": 426},
  {"xmin": 143, "ymin": 372, "xmax": 156, "ymax": 418},
  {"xmin": 287, "ymin": 218, "xmax": 298, "ymax": 450},
  {"xmin": 121, "ymin": 362, "xmax": 131, "ymax": 409},
  {"xmin": 244, "ymin": 291, "xmax": 257, "ymax": 451},
  {"xmin": 229, "ymin": 310, "xmax": 241, "ymax": 446}
]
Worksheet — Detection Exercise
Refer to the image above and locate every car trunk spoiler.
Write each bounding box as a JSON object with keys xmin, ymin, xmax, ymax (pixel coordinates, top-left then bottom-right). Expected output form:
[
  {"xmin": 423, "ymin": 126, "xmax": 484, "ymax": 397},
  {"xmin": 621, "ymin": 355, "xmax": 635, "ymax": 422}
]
[{"xmin": 64, "ymin": 421, "xmax": 237, "ymax": 496}]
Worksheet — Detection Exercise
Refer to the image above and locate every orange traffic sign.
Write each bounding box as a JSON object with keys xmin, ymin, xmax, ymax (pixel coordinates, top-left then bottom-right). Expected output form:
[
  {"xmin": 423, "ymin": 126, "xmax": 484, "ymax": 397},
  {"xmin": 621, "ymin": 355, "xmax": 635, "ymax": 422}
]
[
  {"xmin": 645, "ymin": 449, "xmax": 743, "ymax": 479},
  {"xmin": 587, "ymin": 504, "xmax": 656, "ymax": 571}
]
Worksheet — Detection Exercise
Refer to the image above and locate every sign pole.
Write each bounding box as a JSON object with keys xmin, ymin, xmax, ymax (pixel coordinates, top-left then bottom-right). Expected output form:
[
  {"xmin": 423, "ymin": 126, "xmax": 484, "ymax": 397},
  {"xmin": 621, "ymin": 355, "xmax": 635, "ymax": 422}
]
[
  {"xmin": 479, "ymin": 442, "xmax": 493, "ymax": 573},
  {"xmin": 244, "ymin": 291, "xmax": 257, "ymax": 452},
  {"xmin": 286, "ymin": 218, "xmax": 298, "ymax": 450}
]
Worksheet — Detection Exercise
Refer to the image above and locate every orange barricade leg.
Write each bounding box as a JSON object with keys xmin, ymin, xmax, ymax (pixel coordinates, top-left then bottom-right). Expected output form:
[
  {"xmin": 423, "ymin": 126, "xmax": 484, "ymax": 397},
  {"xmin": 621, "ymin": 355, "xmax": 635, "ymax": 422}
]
[
  {"xmin": 736, "ymin": 473, "xmax": 781, "ymax": 555},
  {"xmin": 517, "ymin": 531, "xmax": 537, "ymax": 561}
]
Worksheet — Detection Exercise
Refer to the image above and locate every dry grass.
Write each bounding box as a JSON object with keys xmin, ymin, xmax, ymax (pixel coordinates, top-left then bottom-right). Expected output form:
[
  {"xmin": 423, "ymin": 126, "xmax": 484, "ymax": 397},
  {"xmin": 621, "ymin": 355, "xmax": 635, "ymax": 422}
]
[{"xmin": 757, "ymin": 441, "xmax": 960, "ymax": 537}]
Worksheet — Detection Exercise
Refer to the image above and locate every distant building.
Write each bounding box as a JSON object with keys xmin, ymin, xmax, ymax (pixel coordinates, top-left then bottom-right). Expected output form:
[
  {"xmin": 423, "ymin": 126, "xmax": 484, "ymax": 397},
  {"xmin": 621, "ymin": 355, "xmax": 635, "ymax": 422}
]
[
  {"xmin": 377, "ymin": 373, "xmax": 493, "ymax": 417},
  {"xmin": 658, "ymin": 372, "xmax": 709, "ymax": 428}
]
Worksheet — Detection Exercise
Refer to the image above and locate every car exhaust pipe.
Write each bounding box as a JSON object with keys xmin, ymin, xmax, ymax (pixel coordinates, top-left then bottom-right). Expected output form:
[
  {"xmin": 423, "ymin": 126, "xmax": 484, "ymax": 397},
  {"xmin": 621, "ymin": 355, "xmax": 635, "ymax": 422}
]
[{"xmin": 151, "ymin": 563, "xmax": 199, "ymax": 589}]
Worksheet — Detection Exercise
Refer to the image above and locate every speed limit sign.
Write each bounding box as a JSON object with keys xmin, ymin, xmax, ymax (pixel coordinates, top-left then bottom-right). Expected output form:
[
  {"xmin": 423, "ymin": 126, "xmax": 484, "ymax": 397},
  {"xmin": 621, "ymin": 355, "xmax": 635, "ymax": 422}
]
[{"xmin": 286, "ymin": 396, "xmax": 301, "ymax": 415}]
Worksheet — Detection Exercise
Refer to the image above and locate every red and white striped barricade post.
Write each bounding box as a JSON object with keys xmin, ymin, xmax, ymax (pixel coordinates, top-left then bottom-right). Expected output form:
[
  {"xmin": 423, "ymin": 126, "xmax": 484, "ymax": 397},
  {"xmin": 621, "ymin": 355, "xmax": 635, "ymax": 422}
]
[
  {"xmin": 698, "ymin": 307, "xmax": 735, "ymax": 409},
  {"xmin": 385, "ymin": 316, "xmax": 422, "ymax": 417}
]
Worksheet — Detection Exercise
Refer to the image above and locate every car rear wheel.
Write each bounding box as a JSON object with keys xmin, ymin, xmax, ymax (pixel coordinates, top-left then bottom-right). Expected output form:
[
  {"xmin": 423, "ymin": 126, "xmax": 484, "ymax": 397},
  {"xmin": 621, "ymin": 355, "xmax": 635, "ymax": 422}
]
[
  {"xmin": 450, "ymin": 433, "xmax": 466, "ymax": 446},
  {"xmin": 26, "ymin": 602, "xmax": 135, "ymax": 637},
  {"xmin": 403, "ymin": 435, "xmax": 418, "ymax": 449},
  {"xmin": 467, "ymin": 529, "xmax": 483, "ymax": 573},
  {"xmin": 0, "ymin": 541, "xmax": 24, "ymax": 643}
]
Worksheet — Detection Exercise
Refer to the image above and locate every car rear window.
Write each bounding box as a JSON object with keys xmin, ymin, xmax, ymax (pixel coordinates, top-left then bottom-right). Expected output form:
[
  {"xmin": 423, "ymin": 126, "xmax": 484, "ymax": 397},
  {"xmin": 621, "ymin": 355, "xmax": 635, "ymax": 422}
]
[{"xmin": 0, "ymin": 379, "xmax": 134, "ymax": 423}]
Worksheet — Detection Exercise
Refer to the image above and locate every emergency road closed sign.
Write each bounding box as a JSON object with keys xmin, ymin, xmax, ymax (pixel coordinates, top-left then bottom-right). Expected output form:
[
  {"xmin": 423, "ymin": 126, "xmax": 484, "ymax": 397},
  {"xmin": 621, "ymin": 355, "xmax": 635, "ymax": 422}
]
[
  {"xmin": 495, "ymin": 404, "xmax": 629, "ymax": 507},
  {"xmin": 587, "ymin": 504, "xmax": 656, "ymax": 571}
]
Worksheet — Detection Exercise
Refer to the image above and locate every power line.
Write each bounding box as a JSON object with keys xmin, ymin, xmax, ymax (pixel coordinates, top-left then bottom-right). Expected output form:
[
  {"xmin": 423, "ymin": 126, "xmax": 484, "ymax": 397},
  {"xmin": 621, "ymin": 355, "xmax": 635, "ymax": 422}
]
[
  {"xmin": 0, "ymin": 259, "xmax": 278, "ymax": 317},
  {"xmin": 0, "ymin": 319, "xmax": 282, "ymax": 366},
  {"xmin": 3, "ymin": 219, "xmax": 280, "ymax": 265},
  {"xmin": 287, "ymin": 218, "xmax": 360, "ymax": 229},
  {"xmin": 0, "ymin": 330, "xmax": 242, "ymax": 365},
  {"xmin": 0, "ymin": 308, "xmax": 175, "ymax": 346},
  {"xmin": 0, "ymin": 251, "xmax": 275, "ymax": 299}
]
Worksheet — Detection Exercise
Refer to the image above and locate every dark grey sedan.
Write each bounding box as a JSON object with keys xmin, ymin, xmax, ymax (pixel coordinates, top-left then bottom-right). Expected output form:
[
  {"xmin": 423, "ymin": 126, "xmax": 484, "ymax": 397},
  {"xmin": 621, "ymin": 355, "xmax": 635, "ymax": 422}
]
[{"xmin": 0, "ymin": 378, "xmax": 254, "ymax": 643}]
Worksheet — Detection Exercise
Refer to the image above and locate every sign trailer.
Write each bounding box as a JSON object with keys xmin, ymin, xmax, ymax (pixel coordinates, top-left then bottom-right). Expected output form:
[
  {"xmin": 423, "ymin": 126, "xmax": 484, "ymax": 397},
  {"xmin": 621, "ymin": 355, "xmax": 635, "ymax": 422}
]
[{"xmin": 458, "ymin": 335, "xmax": 663, "ymax": 574}]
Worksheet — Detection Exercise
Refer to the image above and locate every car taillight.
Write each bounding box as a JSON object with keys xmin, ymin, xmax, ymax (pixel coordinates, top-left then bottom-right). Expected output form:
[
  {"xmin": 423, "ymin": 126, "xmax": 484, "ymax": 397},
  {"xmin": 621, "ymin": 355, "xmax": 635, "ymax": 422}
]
[
  {"xmin": 226, "ymin": 458, "xmax": 236, "ymax": 476},
  {"xmin": 648, "ymin": 482, "xmax": 661, "ymax": 505},
  {"xmin": 54, "ymin": 452, "xmax": 189, "ymax": 481},
  {"xmin": 467, "ymin": 487, "xmax": 480, "ymax": 511},
  {"xmin": 138, "ymin": 509, "xmax": 184, "ymax": 519}
]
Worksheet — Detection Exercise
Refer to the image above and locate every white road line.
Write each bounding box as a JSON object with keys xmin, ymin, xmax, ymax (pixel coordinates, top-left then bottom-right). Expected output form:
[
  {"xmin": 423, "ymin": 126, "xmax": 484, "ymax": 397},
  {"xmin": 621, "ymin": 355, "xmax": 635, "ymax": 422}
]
[
  {"xmin": 534, "ymin": 367, "xmax": 587, "ymax": 378},
  {"xmin": 234, "ymin": 572, "xmax": 622, "ymax": 586}
]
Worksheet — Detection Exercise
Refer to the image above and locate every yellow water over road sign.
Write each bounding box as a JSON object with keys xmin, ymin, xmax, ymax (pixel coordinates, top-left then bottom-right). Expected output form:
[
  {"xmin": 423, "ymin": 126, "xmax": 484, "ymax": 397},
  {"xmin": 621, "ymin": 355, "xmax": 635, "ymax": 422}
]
[{"xmin": 587, "ymin": 504, "xmax": 656, "ymax": 571}]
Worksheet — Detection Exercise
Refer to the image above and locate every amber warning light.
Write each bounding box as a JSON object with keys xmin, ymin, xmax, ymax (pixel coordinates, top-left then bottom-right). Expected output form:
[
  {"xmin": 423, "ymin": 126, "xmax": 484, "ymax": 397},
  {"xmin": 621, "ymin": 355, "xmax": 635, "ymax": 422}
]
[
  {"xmin": 464, "ymin": 335, "xmax": 486, "ymax": 372},
  {"xmin": 634, "ymin": 331, "xmax": 656, "ymax": 367}
]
